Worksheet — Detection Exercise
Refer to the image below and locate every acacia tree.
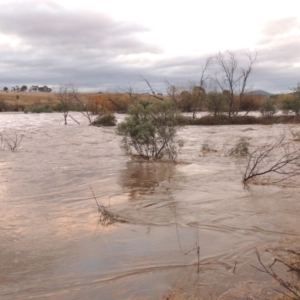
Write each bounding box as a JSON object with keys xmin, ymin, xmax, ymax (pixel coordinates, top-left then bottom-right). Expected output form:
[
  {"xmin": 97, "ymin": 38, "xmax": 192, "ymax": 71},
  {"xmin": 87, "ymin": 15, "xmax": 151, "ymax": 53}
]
[{"xmin": 215, "ymin": 50, "xmax": 257, "ymax": 118}]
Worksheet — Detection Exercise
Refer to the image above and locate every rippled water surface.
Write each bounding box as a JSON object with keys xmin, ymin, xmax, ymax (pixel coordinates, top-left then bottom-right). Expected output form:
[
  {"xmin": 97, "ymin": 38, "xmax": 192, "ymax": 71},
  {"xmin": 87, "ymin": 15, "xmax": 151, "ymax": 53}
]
[{"xmin": 1, "ymin": 112, "xmax": 300, "ymax": 299}]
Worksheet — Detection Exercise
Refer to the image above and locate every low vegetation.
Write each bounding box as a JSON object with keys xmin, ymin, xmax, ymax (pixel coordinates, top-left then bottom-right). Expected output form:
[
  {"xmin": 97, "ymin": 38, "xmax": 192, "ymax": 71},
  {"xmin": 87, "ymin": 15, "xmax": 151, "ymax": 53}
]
[
  {"xmin": 228, "ymin": 137, "xmax": 250, "ymax": 156},
  {"xmin": 117, "ymin": 100, "xmax": 183, "ymax": 160},
  {"xmin": 92, "ymin": 111, "xmax": 116, "ymax": 126}
]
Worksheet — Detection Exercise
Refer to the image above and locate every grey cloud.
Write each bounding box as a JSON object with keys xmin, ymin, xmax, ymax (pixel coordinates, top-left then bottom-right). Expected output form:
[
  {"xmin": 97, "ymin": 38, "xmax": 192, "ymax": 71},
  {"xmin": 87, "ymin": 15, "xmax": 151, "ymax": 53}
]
[
  {"xmin": 0, "ymin": 3, "xmax": 299, "ymax": 94},
  {"xmin": 0, "ymin": 4, "xmax": 161, "ymax": 54}
]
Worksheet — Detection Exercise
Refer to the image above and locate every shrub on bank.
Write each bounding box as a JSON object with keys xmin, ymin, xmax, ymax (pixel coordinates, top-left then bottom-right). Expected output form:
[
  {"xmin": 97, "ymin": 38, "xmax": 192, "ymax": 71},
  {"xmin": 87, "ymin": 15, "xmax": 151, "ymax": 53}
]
[
  {"xmin": 181, "ymin": 115, "xmax": 259, "ymax": 125},
  {"xmin": 24, "ymin": 104, "xmax": 54, "ymax": 113}
]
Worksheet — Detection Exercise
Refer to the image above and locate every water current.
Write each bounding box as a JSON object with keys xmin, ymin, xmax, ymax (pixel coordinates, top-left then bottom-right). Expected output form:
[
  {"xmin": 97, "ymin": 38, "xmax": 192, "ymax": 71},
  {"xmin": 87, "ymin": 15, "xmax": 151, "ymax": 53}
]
[{"xmin": 1, "ymin": 112, "xmax": 300, "ymax": 299}]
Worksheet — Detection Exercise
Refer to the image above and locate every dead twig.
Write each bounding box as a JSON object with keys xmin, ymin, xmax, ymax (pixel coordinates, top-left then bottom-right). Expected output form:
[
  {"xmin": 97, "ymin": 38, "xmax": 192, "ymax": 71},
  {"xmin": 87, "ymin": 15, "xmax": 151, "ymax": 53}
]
[
  {"xmin": 90, "ymin": 186, "xmax": 127, "ymax": 226},
  {"xmin": 251, "ymin": 248, "xmax": 300, "ymax": 299}
]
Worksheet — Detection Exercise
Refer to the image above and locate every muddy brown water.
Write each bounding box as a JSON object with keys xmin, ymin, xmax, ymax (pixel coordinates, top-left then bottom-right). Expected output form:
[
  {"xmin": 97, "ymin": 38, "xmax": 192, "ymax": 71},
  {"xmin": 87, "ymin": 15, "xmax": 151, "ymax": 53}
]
[{"xmin": 1, "ymin": 112, "xmax": 300, "ymax": 299}]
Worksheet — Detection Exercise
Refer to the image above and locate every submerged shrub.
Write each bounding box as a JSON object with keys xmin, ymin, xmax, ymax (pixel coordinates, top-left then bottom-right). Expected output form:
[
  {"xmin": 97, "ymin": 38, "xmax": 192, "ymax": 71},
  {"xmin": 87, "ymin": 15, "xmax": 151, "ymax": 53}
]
[
  {"xmin": 92, "ymin": 112, "xmax": 116, "ymax": 126},
  {"xmin": 117, "ymin": 101, "xmax": 183, "ymax": 160},
  {"xmin": 201, "ymin": 141, "xmax": 217, "ymax": 153},
  {"xmin": 228, "ymin": 137, "xmax": 250, "ymax": 156}
]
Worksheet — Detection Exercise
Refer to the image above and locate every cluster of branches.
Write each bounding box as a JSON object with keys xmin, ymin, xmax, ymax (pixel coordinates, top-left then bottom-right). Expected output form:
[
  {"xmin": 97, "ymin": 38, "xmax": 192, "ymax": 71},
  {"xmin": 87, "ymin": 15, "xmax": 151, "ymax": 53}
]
[
  {"xmin": 0, "ymin": 132, "xmax": 23, "ymax": 151},
  {"xmin": 55, "ymin": 84, "xmax": 94, "ymax": 125},
  {"xmin": 173, "ymin": 50, "xmax": 256, "ymax": 118},
  {"xmin": 90, "ymin": 186, "xmax": 127, "ymax": 227},
  {"xmin": 252, "ymin": 248, "xmax": 300, "ymax": 299},
  {"xmin": 243, "ymin": 133, "xmax": 300, "ymax": 184},
  {"xmin": 104, "ymin": 50, "xmax": 257, "ymax": 119}
]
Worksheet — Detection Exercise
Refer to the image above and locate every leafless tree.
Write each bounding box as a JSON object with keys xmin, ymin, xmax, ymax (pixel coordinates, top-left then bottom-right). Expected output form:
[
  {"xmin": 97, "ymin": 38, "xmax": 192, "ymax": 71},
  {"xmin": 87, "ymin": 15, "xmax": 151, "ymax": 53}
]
[
  {"xmin": 55, "ymin": 84, "xmax": 75, "ymax": 125},
  {"xmin": 243, "ymin": 133, "xmax": 300, "ymax": 184},
  {"xmin": 0, "ymin": 132, "xmax": 23, "ymax": 151},
  {"xmin": 165, "ymin": 81, "xmax": 181, "ymax": 105},
  {"xmin": 69, "ymin": 86, "xmax": 94, "ymax": 125},
  {"xmin": 56, "ymin": 84, "xmax": 96, "ymax": 125},
  {"xmin": 189, "ymin": 56, "xmax": 214, "ymax": 119},
  {"xmin": 215, "ymin": 50, "xmax": 257, "ymax": 118}
]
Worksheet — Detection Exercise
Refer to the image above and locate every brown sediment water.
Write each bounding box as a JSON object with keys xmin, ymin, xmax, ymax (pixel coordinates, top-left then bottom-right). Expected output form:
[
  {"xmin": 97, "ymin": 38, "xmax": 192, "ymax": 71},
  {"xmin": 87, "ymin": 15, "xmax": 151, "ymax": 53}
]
[{"xmin": 1, "ymin": 112, "xmax": 300, "ymax": 299}]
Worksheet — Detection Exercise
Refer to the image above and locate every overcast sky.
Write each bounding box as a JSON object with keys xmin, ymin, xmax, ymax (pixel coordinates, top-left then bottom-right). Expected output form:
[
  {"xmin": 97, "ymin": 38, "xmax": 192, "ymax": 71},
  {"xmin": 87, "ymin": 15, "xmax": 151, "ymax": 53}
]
[{"xmin": 0, "ymin": 0, "xmax": 299, "ymax": 94}]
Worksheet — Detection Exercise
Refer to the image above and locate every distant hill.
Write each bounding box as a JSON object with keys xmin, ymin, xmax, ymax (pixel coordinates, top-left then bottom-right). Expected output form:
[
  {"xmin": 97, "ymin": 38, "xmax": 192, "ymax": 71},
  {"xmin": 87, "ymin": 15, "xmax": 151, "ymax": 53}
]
[{"xmin": 247, "ymin": 90, "xmax": 273, "ymax": 96}]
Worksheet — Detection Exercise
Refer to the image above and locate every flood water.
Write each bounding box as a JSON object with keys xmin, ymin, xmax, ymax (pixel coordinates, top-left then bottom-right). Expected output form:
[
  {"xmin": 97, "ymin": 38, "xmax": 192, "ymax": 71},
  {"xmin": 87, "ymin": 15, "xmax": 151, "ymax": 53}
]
[{"xmin": 1, "ymin": 112, "xmax": 300, "ymax": 299}]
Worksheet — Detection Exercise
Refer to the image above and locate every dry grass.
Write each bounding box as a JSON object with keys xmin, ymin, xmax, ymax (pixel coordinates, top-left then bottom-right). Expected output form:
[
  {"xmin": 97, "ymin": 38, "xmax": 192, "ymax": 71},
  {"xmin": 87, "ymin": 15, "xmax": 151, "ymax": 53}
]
[
  {"xmin": 0, "ymin": 91, "xmax": 59, "ymax": 107},
  {"xmin": 0, "ymin": 91, "xmax": 158, "ymax": 112}
]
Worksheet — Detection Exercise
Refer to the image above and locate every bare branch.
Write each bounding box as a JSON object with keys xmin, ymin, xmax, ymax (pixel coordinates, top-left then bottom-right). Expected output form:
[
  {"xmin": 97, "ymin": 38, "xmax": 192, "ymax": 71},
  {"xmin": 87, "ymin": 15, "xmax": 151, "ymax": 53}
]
[
  {"xmin": 1, "ymin": 132, "xmax": 24, "ymax": 151},
  {"xmin": 243, "ymin": 133, "xmax": 300, "ymax": 184},
  {"xmin": 141, "ymin": 76, "xmax": 164, "ymax": 101},
  {"xmin": 252, "ymin": 248, "xmax": 300, "ymax": 299}
]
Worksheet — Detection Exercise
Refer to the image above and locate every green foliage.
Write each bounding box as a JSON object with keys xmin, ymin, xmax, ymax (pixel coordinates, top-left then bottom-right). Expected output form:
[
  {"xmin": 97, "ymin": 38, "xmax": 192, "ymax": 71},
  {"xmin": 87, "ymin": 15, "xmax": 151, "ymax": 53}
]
[
  {"xmin": 117, "ymin": 101, "xmax": 183, "ymax": 160},
  {"xmin": 24, "ymin": 104, "xmax": 53, "ymax": 113},
  {"xmin": 92, "ymin": 112, "xmax": 116, "ymax": 126},
  {"xmin": 0, "ymin": 100, "xmax": 8, "ymax": 111},
  {"xmin": 282, "ymin": 85, "xmax": 300, "ymax": 115},
  {"xmin": 259, "ymin": 97, "xmax": 277, "ymax": 116},
  {"xmin": 53, "ymin": 102, "xmax": 83, "ymax": 112},
  {"xmin": 205, "ymin": 91, "xmax": 228, "ymax": 116}
]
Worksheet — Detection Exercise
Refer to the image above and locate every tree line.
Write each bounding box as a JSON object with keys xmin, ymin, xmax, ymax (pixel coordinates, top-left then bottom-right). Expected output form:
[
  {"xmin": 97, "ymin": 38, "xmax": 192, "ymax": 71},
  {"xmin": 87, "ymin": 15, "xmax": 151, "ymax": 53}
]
[{"xmin": 3, "ymin": 85, "xmax": 52, "ymax": 92}]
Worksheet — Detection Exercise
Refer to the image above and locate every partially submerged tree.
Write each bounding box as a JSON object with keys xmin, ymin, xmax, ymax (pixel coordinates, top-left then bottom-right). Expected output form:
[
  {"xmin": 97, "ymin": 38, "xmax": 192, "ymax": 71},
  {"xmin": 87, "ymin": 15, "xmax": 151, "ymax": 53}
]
[
  {"xmin": 0, "ymin": 132, "xmax": 23, "ymax": 151},
  {"xmin": 117, "ymin": 100, "xmax": 183, "ymax": 160},
  {"xmin": 55, "ymin": 84, "xmax": 98, "ymax": 125},
  {"xmin": 55, "ymin": 84, "xmax": 75, "ymax": 125},
  {"xmin": 243, "ymin": 133, "xmax": 300, "ymax": 184}
]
